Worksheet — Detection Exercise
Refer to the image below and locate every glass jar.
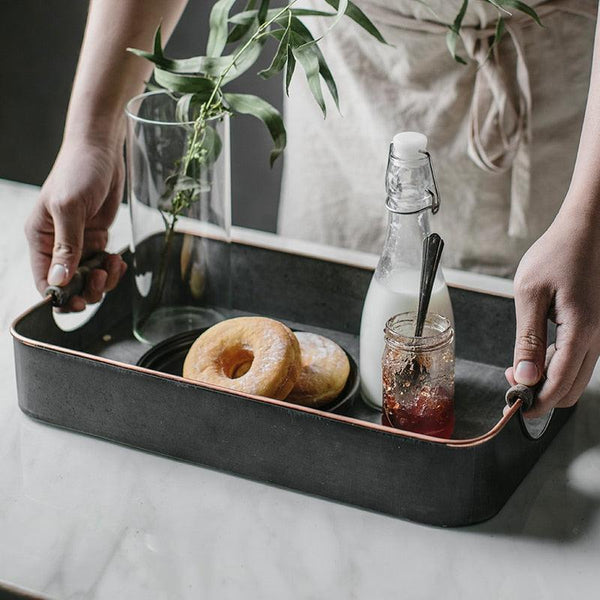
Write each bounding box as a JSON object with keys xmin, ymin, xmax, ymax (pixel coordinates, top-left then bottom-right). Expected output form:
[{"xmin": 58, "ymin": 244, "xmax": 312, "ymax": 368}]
[{"xmin": 382, "ymin": 312, "xmax": 455, "ymax": 438}]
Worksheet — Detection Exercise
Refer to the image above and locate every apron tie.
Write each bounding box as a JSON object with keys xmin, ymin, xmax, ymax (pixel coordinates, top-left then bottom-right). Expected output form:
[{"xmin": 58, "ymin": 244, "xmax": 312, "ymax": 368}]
[{"xmin": 461, "ymin": 22, "xmax": 532, "ymax": 237}]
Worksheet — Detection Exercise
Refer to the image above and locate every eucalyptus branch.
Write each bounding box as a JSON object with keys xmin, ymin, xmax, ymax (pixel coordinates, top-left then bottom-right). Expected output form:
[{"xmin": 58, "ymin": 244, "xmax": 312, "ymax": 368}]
[{"xmin": 205, "ymin": 0, "xmax": 300, "ymax": 109}]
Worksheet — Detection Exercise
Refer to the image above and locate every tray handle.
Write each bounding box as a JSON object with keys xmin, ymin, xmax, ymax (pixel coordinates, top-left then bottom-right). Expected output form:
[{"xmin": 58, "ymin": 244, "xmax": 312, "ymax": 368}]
[
  {"xmin": 505, "ymin": 384, "xmax": 534, "ymax": 412},
  {"xmin": 44, "ymin": 252, "xmax": 109, "ymax": 307}
]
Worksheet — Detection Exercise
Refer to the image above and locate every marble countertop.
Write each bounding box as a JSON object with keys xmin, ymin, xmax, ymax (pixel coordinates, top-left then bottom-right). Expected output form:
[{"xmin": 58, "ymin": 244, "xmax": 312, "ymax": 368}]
[{"xmin": 1, "ymin": 179, "xmax": 599, "ymax": 600}]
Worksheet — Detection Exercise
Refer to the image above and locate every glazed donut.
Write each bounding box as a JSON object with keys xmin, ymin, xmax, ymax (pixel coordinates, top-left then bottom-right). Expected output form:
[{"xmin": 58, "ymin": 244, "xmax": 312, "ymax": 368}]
[
  {"xmin": 287, "ymin": 332, "xmax": 350, "ymax": 408},
  {"xmin": 183, "ymin": 317, "xmax": 301, "ymax": 400}
]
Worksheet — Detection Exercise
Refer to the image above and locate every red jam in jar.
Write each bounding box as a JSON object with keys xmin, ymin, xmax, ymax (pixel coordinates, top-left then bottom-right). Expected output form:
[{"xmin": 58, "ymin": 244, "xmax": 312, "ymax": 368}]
[{"xmin": 382, "ymin": 312, "xmax": 455, "ymax": 438}]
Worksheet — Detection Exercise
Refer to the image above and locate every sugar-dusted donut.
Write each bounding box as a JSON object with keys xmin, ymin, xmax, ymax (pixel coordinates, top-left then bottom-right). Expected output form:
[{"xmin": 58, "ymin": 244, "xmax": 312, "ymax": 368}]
[
  {"xmin": 287, "ymin": 332, "xmax": 350, "ymax": 408},
  {"xmin": 182, "ymin": 317, "xmax": 301, "ymax": 400}
]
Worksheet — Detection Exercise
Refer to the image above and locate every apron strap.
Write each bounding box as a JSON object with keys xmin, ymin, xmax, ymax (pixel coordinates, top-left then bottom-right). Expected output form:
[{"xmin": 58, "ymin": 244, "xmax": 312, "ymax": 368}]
[{"xmin": 461, "ymin": 22, "xmax": 533, "ymax": 237}]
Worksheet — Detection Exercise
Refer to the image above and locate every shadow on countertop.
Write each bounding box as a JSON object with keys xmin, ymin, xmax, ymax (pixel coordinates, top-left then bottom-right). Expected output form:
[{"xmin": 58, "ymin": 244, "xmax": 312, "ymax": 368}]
[{"xmin": 467, "ymin": 388, "xmax": 600, "ymax": 542}]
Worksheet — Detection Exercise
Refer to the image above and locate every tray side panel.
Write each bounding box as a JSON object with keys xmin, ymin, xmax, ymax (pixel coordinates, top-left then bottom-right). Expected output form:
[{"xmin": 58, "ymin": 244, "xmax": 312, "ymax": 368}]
[
  {"xmin": 230, "ymin": 243, "xmax": 518, "ymax": 367},
  {"xmin": 15, "ymin": 340, "xmax": 508, "ymax": 527},
  {"xmin": 231, "ymin": 244, "xmax": 369, "ymax": 336},
  {"xmin": 468, "ymin": 406, "xmax": 574, "ymax": 522}
]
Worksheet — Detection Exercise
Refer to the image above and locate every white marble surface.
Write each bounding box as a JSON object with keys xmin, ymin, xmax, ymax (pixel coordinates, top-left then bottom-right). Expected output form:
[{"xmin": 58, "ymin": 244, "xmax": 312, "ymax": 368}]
[{"xmin": 1, "ymin": 178, "xmax": 600, "ymax": 599}]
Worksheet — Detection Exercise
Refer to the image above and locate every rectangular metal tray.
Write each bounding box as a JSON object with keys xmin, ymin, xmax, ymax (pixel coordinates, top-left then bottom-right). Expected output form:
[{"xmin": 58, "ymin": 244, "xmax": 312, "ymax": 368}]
[{"xmin": 11, "ymin": 236, "xmax": 574, "ymax": 526}]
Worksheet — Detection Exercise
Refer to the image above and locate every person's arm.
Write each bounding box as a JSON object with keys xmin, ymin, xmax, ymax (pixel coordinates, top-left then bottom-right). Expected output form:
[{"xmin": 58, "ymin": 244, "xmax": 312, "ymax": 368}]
[
  {"xmin": 25, "ymin": 0, "xmax": 188, "ymax": 311},
  {"xmin": 507, "ymin": 16, "xmax": 600, "ymax": 416}
]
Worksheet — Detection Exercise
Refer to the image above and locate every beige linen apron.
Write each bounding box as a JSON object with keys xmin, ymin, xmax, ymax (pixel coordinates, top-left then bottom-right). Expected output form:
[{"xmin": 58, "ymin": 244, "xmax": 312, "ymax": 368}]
[{"xmin": 278, "ymin": 0, "xmax": 597, "ymax": 276}]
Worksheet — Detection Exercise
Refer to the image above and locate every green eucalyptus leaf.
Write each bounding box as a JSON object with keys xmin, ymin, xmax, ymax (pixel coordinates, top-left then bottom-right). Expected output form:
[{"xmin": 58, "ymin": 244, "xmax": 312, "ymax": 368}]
[
  {"xmin": 446, "ymin": 0, "xmax": 468, "ymax": 64},
  {"xmin": 317, "ymin": 0, "xmax": 348, "ymax": 42},
  {"xmin": 229, "ymin": 8, "xmax": 337, "ymax": 26},
  {"xmin": 142, "ymin": 26, "xmax": 264, "ymax": 87},
  {"xmin": 292, "ymin": 38, "xmax": 327, "ymax": 117},
  {"xmin": 202, "ymin": 124, "xmax": 223, "ymax": 163},
  {"xmin": 228, "ymin": 9, "xmax": 266, "ymax": 26},
  {"xmin": 224, "ymin": 92, "xmax": 286, "ymax": 166},
  {"xmin": 153, "ymin": 24, "xmax": 164, "ymax": 58},
  {"xmin": 285, "ymin": 46, "xmax": 296, "ymax": 95},
  {"xmin": 259, "ymin": 19, "xmax": 291, "ymax": 79},
  {"xmin": 491, "ymin": 0, "xmax": 542, "ymax": 25},
  {"xmin": 144, "ymin": 79, "xmax": 165, "ymax": 93},
  {"xmin": 128, "ymin": 25, "xmax": 168, "ymax": 67},
  {"xmin": 291, "ymin": 8, "xmax": 337, "ymax": 18},
  {"xmin": 154, "ymin": 68, "xmax": 215, "ymax": 96},
  {"xmin": 176, "ymin": 94, "xmax": 197, "ymax": 122},
  {"xmin": 257, "ymin": 0, "xmax": 269, "ymax": 24},
  {"xmin": 225, "ymin": 44, "xmax": 263, "ymax": 83},
  {"xmin": 285, "ymin": 19, "xmax": 339, "ymax": 110},
  {"xmin": 163, "ymin": 56, "xmax": 232, "ymax": 74},
  {"xmin": 133, "ymin": 51, "xmax": 231, "ymax": 74},
  {"xmin": 313, "ymin": 48, "xmax": 338, "ymax": 110},
  {"xmin": 207, "ymin": 0, "xmax": 239, "ymax": 57},
  {"xmin": 285, "ymin": 0, "xmax": 348, "ymax": 45},
  {"xmin": 484, "ymin": 0, "xmax": 512, "ymax": 14},
  {"xmin": 223, "ymin": 20, "xmax": 265, "ymax": 84},
  {"xmin": 412, "ymin": 0, "xmax": 442, "ymax": 21},
  {"xmin": 227, "ymin": 0, "xmax": 257, "ymax": 43},
  {"xmin": 134, "ymin": 25, "xmax": 266, "ymax": 83},
  {"xmin": 450, "ymin": 0, "xmax": 469, "ymax": 31},
  {"xmin": 130, "ymin": 49, "xmax": 260, "ymax": 84},
  {"xmin": 494, "ymin": 15, "xmax": 506, "ymax": 46},
  {"xmin": 175, "ymin": 93, "xmax": 218, "ymax": 122},
  {"xmin": 128, "ymin": 47, "xmax": 169, "ymax": 69},
  {"xmin": 445, "ymin": 30, "xmax": 467, "ymax": 64},
  {"xmin": 323, "ymin": 0, "xmax": 388, "ymax": 45}
]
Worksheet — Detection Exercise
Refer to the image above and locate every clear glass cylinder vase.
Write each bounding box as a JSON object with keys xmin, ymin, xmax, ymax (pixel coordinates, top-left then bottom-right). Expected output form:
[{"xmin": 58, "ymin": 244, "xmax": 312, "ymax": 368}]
[{"xmin": 126, "ymin": 90, "xmax": 231, "ymax": 344}]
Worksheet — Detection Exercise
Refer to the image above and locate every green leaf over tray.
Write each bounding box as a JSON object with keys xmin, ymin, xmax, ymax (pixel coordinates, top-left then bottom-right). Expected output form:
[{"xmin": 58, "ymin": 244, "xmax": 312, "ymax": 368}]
[{"xmin": 223, "ymin": 92, "xmax": 286, "ymax": 166}]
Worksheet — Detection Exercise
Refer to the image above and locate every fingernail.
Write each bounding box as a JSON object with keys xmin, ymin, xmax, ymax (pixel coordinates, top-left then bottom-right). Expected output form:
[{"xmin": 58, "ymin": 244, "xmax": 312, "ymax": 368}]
[
  {"xmin": 515, "ymin": 361, "xmax": 539, "ymax": 386},
  {"xmin": 48, "ymin": 264, "xmax": 67, "ymax": 286}
]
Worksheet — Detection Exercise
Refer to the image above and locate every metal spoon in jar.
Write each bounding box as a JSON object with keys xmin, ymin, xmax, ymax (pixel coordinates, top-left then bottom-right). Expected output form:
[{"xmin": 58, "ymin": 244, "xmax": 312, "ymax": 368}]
[
  {"xmin": 415, "ymin": 233, "xmax": 445, "ymax": 337},
  {"xmin": 403, "ymin": 233, "xmax": 445, "ymax": 382}
]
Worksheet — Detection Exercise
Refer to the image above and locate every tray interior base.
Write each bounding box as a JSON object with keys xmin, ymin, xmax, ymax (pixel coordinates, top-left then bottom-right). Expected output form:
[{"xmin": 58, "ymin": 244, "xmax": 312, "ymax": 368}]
[{"xmin": 84, "ymin": 309, "xmax": 508, "ymax": 440}]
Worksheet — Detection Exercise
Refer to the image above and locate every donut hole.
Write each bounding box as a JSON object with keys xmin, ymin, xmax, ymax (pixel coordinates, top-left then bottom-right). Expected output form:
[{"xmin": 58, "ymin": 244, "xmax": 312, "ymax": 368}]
[{"xmin": 219, "ymin": 346, "xmax": 254, "ymax": 379}]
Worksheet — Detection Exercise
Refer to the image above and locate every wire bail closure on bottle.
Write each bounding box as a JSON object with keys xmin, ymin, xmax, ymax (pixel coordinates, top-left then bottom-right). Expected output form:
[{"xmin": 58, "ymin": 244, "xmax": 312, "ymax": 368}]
[
  {"xmin": 421, "ymin": 150, "xmax": 441, "ymax": 214},
  {"xmin": 385, "ymin": 145, "xmax": 441, "ymax": 215}
]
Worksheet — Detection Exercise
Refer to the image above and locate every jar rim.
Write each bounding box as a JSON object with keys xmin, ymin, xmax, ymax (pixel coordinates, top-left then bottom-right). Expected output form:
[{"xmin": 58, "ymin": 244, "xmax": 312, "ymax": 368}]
[
  {"xmin": 125, "ymin": 90, "xmax": 226, "ymax": 127},
  {"xmin": 384, "ymin": 312, "xmax": 453, "ymax": 351}
]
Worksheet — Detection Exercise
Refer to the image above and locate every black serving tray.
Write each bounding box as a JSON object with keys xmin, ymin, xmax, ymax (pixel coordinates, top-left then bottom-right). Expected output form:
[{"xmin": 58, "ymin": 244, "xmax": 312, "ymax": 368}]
[{"xmin": 11, "ymin": 234, "xmax": 574, "ymax": 526}]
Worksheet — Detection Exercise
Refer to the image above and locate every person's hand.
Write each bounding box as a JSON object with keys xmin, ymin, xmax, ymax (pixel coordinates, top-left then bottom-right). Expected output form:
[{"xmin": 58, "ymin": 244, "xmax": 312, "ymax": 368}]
[
  {"xmin": 506, "ymin": 204, "xmax": 600, "ymax": 417},
  {"xmin": 25, "ymin": 138, "xmax": 128, "ymax": 312}
]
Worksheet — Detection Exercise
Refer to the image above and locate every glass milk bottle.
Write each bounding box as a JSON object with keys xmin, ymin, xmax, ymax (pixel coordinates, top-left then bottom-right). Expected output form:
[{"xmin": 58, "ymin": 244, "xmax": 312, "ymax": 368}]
[{"xmin": 359, "ymin": 132, "xmax": 454, "ymax": 410}]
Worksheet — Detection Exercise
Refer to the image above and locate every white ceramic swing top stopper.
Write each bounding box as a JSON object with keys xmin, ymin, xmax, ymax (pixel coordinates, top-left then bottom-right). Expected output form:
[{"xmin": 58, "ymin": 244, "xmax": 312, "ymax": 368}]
[{"xmin": 392, "ymin": 131, "xmax": 428, "ymax": 160}]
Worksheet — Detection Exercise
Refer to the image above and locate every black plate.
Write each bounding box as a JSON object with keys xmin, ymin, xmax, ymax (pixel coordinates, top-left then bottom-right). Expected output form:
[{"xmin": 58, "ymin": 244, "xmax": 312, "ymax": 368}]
[{"xmin": 137, "ymin": 328, "xmax": 360, "ymax": 413}]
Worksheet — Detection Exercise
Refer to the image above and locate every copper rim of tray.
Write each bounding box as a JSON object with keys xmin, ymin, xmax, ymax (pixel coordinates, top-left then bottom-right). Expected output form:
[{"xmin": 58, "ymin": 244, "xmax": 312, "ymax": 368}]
[
  {"xmin": 11, "ymin": 235, "xmax": 520, "ymax": 448},
  {"xmin": 10, "ymin": 298, "xmax": 523, "ymax": 448}
]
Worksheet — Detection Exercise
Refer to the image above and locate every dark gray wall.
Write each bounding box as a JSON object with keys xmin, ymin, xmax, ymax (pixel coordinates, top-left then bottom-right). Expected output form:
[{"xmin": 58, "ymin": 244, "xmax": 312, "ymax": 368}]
[{"xmin": 0, "ymin": 1, "xmax": 283, "ymax": 232}]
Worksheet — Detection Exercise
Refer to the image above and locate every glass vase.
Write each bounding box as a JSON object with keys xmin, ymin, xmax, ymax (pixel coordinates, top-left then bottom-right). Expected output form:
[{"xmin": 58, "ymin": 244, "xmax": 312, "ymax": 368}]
[{"xmin": 126, "ymin": 90, "xmax": 231, "ymax": 344}]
